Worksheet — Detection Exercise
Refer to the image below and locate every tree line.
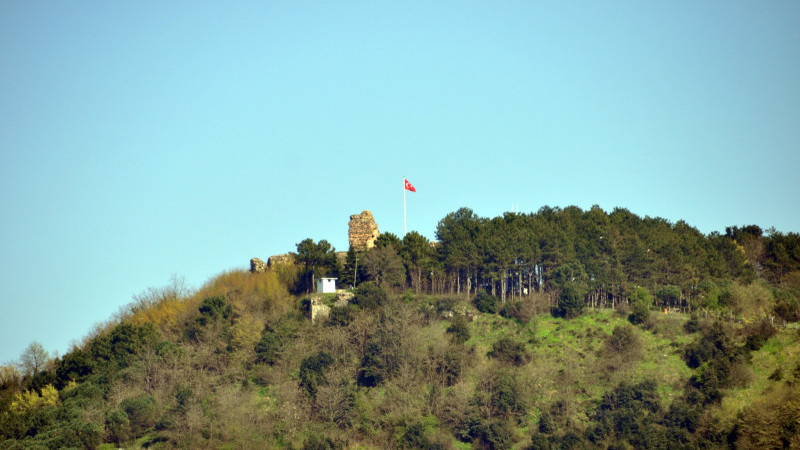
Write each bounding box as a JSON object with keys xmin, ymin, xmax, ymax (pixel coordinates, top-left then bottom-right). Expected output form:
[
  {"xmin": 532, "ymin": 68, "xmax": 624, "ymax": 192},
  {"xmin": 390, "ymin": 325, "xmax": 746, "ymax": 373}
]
[{"xmin": 294, "ymin": 205, "xmax": 800, "ymax": 321}]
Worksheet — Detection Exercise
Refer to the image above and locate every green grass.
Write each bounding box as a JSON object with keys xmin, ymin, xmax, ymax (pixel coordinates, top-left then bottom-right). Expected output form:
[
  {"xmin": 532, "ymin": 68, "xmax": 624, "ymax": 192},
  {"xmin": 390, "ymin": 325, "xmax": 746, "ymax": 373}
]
[{"xmin": 718, "ymin": 328, "xmax": 800, "ymax": 424}]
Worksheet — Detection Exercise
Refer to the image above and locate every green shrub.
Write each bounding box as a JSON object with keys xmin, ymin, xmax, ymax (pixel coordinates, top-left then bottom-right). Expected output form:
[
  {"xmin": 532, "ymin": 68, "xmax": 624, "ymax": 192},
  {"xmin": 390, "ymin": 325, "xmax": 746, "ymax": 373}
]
[
  {"xmin": 475, "ymin": 291, "xmax": 500, "ymax": 314},
  {"xmin": 353, "ymin": 282, "xmax": 387, "ymax": 310},
  {"xmin": 627, "ymin": 286, "xmax": 653, "ymax": 326},
  {"xmin": 302, "ymin": 432, "xmax": 343, "ymax": 450},
  {"xmin": 604, "ymin": 325, "xmax": 642, "ymax": 363},
  {"xmin": 185, "ymin": 295, "xmax": 233, "ymax": 341},
  {"xmin": 299, "ymin": 352, "xmax": 334, "ymax": 397},
  {"xmin": 773, "ymin": 288, "xmax": 799, "ymax": 321},
  {"xmin": 538, "ymin": 411, "xmax": 556, "ymax": 434},
  {"xmin": 397, "ymin": 421, "xmax": 428, "ymax": 449},
  {"xmin": 327, "ymin": 305, "xmax": 354, "ymax": 327},
  {"xmin": 357, "ymin": 341, "xmax": 388, "ymax": 387},
  {"xmin": 488, "ymin": 338, "xmax": 527, "ymax": 366},
  {"xmin": 491, "ymin": 374, "xmax": 526, "ymax": 418},
  {"xmin": 628, "ymin": 302, "xmax": 651, "ymax": 326},
  {"xmin": 254, "ymin": 328, "xmax": 282, "ymax": 365},
  {"xmin": 684, "ymin": 314, "xmax": 700, "ymax": 333},
  {"xmin": 196, "ymin": 296, "xmax": 233, "ymax": 325},
  {"xmin": 478, "ymin": 419, "xmax": 513, "ymax": 450},
  {"xmin": 107, "ymin": 409, "xmax": 131, "ymax": 444},
  {"xmin": 434, "ymin": 297, "xmax": 458, "ymax": 313},
  {"xmin": 446, "ymin": 315, "xmax": 470, "ymax": 345},
  {"xmin": 120, "ymin": 394, "xmax": 159, "ymax": 434}
]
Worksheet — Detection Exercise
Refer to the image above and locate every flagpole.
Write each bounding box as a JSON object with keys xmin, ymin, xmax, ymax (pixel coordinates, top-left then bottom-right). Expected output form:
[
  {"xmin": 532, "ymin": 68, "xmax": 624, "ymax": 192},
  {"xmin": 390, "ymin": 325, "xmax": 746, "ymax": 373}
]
[{"xmin": 403, "ymin": 177, "xmax": 407, "ymax": 236}]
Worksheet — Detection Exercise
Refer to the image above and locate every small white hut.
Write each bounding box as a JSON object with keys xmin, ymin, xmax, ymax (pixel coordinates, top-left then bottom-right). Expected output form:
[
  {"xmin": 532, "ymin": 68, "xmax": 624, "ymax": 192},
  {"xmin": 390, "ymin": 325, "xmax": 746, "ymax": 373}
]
[{"xmin": 315, "ymin": 277, "xmax": 337, "ymax": 294}]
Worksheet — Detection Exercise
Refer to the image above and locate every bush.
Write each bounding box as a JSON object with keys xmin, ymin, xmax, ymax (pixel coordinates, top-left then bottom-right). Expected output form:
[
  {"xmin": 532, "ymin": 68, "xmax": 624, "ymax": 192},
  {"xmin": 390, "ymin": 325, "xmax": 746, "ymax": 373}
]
[
  {"xmin": 475, "ymin": 291, "xmax": 500, "ymax": 314},
  {"xmin": 353, "ymin": 282, "xmax": 387, "ymax": 310},
  {"xmin": 89, "ymin": 322, "xmax": 160, "ymax": 371},
  {"xmin": 357, "ymin": 341, "xmax": 388, "ymax": 387},
  {"xmin": 185, "ymin": 295, "xmax": 233, "ymax": 341},
  {"xmin": 397, "ymin": 421, "xmax": 429, "ymax": 449},
  {"xmin": 627, "ymin": 286, "xmax": 653, "ymax": 326},
  {"xmin": 446, "ymin": 315, "xmax": 470, "ymax": 345},
  {"xmin": 604, "ymin": 325, "xmax": 642, "ymax": 364},
  {"xmin": 196, "ymin": 296, "xmax": 233, "ymax": 326},
  {"xmin": 488, "ymin": 338, "xmax": 527, "ymax": 366},
  {"xmin": 327, "ymin": 305, "xmax": 354, "ymax": 327},
  {"xmin": 684, "ymin": 314, "xmax": 700, "ymax": 333},
  {"xmin": 500, "ymin": 299, "xmax": 536, "ymax": 323},
  {"xmin": 434, "ymin": 297, "xmax": 458, "ymax": 313},
  {"xmin": 107, "ymin": 409, "xmax": 131, "ymax": 444},
  {"xmin": 254, "ymin": 328, "xmax": 282, "ymax": 365},
  {"xmin": 538, "ymin": 410, "xmax": 556, "ymax": 434},
  {"xmin": 628, "ymin": 302, "xmax": 651, "ymax": 326},
  {"xmin": 120, "ymin": 394, "xmax": 159, "ymax": 435},
  {"xmin": 299, "ymin": 351, "xmax": 334, "ymax": 397},
  {"xmin": 594, "ymin": 380, "xmax": 661, "ymax": 446},
  {"xmin": 774, "ymin": 288, "xmax": 799, "ymax": 322},
  {"xmin": 302, "ymin": 432, "xmax": 343, "ymax": 450},
  {"xmin": 491, "ymin": 374, "xmax": 526, "ymax": 418},
  {"xmin": 478, "ymin": 419, "xmax": 513, "ymax": 450}
]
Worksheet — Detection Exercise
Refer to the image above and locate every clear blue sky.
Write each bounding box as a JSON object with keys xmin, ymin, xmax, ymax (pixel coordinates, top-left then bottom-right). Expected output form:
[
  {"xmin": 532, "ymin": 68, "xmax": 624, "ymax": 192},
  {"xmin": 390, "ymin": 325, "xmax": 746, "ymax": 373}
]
[{"xmin": 2, "ymin": 1, "xmax": 799, "ymax": 364}]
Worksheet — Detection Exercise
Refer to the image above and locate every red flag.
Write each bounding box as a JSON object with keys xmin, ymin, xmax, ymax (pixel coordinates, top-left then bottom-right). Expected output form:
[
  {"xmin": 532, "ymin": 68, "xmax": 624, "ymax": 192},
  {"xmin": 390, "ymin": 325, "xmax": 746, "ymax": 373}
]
[{"xmin": 404, "ymin": 178, "xmax": 416, "ymax": 192}]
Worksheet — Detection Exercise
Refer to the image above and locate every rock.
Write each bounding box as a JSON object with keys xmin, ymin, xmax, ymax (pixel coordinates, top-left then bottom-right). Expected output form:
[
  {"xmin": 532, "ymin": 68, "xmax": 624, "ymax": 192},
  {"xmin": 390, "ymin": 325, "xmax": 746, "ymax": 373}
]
[
  {"xmin": 250, "ymin": 258, "xmax": 267, "ymax": 273},
  {"xmin": 348, "ymin": 210, "xmax": 380, "ymax": 250}
]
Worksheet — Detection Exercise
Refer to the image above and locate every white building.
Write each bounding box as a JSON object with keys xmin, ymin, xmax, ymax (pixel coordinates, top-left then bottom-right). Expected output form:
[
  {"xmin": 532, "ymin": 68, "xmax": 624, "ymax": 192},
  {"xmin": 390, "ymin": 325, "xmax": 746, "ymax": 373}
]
[{"xmin": 316, "ymin": 277, "xmax": 337, "ymax": 294}]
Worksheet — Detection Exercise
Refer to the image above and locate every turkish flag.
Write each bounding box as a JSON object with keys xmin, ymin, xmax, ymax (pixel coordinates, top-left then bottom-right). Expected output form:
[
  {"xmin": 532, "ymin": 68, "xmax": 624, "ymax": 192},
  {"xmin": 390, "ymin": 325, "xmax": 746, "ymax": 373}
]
[{"xmin": 404, "ymin": 178, "xmax": 416, "ymax": 192}]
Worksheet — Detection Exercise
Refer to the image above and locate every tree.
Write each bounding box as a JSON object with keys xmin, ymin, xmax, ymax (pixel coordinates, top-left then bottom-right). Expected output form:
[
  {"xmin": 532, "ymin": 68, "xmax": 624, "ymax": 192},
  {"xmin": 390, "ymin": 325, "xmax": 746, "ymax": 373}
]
[
  {"xmin": 19, "ymin": 342, "xmax": 51, "ymax": 378},
  {"xmin": 339, "ymin": 246, "xmax": 365, "ymax": 288},
  {"xmin": 299, "ymin": 351, "xmax": 334, "ymax": 397},
  {"xmin": 446, "ymin": 315, "xmax": 471, "ymax": 345},
  {"xmin": 254, "ymin": 328, "xmax": 281, "ymax": 365},
  {"xmin": 656, "ymin": 285, "xmax": 682, "ymax": 309},
  {"xmin": 401, "ymin": 231, "xmax": 435, "ymax": 293},
  {"xmin": 436, "ymin": 207, "xmax": 483, "ymax": 294},
  {"xmin": 293, "ymin": 238, "xmax": 338, "ymax": 293},
  {"xmin": 363, "ymin": 246, "xmax": 406, "ymax": 288},
  {"xmin": 628, "ymin": 286, "xmax": 653, "ymax": 325},
  {"xmin": 554, "ymin": 282, "xmax": 585, "ymax": 319},
  {"xmin": 374, "ymin": 232, "xmax": 402, "ymax": 253}
]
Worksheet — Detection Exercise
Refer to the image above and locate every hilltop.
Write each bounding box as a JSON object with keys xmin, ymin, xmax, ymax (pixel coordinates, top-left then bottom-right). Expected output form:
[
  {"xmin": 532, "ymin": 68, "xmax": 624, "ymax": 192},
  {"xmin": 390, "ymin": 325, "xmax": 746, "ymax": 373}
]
[{"xmin": 1, "ymin": 205, "xmax": 799, "ymax": 449}]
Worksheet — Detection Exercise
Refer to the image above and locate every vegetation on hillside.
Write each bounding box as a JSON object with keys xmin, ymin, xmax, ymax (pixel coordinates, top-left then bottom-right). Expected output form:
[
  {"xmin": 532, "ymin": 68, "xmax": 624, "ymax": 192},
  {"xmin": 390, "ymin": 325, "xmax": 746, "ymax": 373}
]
[{"xmin": 2, "ymin": 205, "xmax": 799, "ymax": 448}]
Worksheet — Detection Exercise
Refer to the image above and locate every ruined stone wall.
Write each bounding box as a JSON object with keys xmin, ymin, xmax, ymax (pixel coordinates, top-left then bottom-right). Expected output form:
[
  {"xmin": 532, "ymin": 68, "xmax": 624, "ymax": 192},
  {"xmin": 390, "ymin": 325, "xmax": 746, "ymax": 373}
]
[
  {"xmin": 250, "ymin": 258, "xmax": 267, "ymax": 273},
  {"xmin": 348, "ymin": 210, "xmax": 380, "ymax": 250},
  {"xmin": 267, "ymin": 253, "xmax": 295, "ymax": 267}
]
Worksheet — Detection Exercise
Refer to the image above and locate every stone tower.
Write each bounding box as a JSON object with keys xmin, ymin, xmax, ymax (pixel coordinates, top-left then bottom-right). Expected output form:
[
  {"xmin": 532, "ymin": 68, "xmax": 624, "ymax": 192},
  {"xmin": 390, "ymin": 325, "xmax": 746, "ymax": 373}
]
[{"xmin": 348, "ymin": 210, "xmax": 380, "ymax": 250}]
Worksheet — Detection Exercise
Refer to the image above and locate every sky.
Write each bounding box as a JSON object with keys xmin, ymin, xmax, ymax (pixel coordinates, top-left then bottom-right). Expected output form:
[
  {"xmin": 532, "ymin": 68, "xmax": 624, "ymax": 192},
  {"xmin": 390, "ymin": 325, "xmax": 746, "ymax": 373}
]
[{"xmin": 1, "ymin": 1, "xmax": 799, "ymax": 365}]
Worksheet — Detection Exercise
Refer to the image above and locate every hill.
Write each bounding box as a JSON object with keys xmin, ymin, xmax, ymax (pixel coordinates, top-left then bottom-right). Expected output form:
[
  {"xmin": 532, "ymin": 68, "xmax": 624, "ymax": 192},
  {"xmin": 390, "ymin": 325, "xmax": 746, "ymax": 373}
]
[{"xmin": 1, "ymin": 205, "xmax": 799, "ymax": 449}]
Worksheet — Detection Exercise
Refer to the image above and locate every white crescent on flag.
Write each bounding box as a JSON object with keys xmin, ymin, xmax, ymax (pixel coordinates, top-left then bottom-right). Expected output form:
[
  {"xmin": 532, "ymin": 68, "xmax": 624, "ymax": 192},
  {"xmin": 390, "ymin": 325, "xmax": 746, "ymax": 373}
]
[{"xmin": 404, "ymin": 178, "xmax": 416, "ymax": 192}]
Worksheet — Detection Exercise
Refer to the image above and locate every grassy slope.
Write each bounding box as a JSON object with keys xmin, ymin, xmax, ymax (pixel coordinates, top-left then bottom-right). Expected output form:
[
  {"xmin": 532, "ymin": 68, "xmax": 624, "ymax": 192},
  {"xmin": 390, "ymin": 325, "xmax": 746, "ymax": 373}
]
[
  {"xmin": 716, "ymin": 326, "xmax": 800, "ymax": 428},
  {"xmin": 6, "ymin": 267, "xmax": 798, "ymax": 449}
]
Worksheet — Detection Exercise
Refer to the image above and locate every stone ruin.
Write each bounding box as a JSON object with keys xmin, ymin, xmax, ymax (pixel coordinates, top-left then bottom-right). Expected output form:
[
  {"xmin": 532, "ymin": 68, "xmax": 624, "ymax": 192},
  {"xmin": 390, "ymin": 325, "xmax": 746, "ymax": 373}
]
[
  {"xmin": 250, "ymin": 257, "xmax": 267, "ymax": 273},
  {"xmin": 309, "ymin": 290, "xmax": 356, "ymax": 324},
  {"xmin": 348, "ymin": 210, "xmax": 380, "ymax": 250},
  {"xmin": 267, "ymin": 253, "xmax": 294, "ymax": 267}
]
